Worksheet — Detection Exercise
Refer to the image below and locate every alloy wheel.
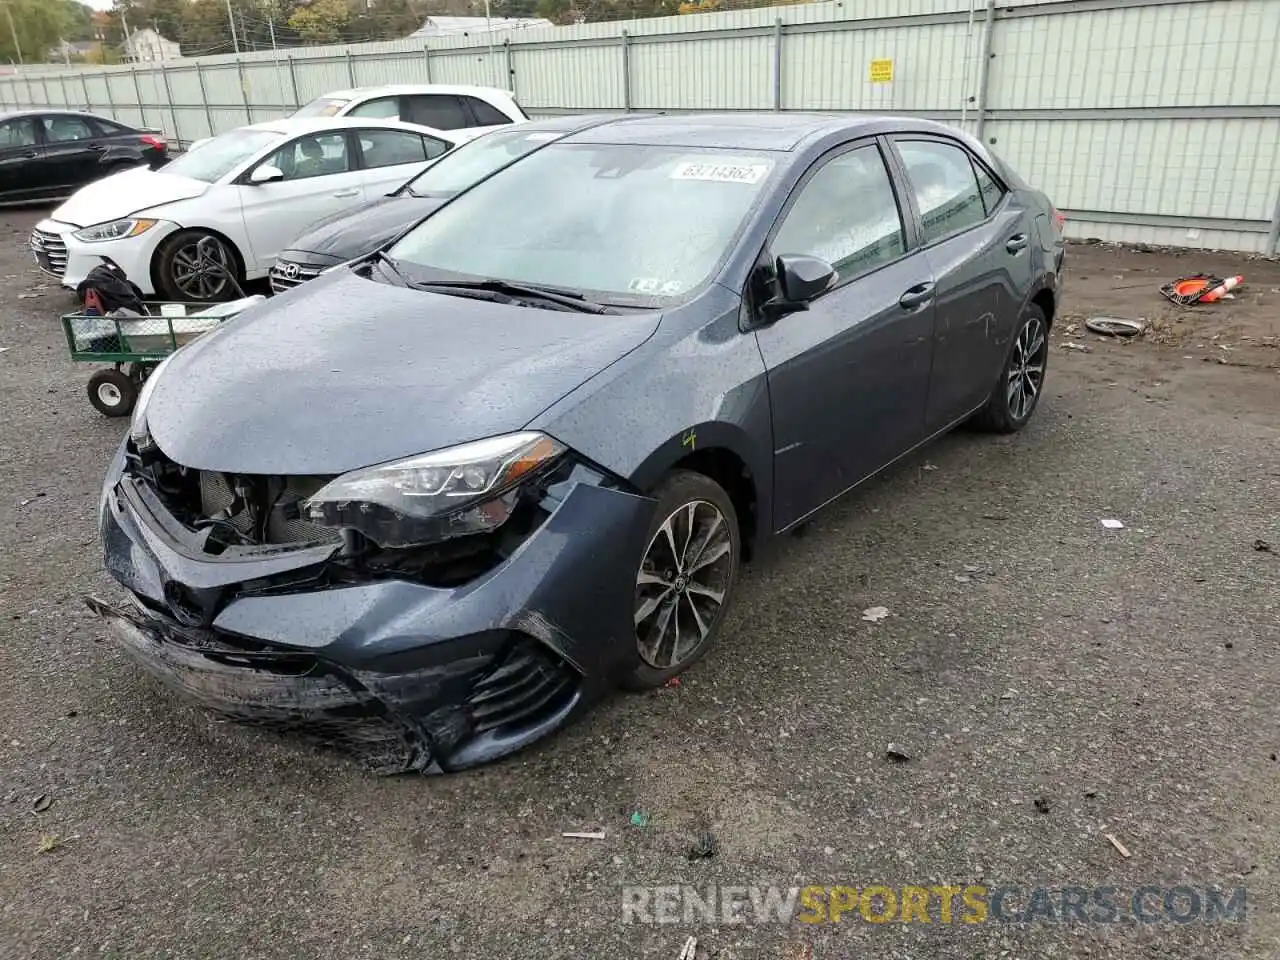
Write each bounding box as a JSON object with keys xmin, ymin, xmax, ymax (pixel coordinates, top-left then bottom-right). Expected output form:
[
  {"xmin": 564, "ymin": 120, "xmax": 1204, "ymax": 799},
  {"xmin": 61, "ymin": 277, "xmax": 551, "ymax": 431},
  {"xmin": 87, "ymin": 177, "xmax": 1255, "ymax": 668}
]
[
  {"xmin": 170, "ymin": 237, "xmax": 232, "ymax": 300},
  {"xmin": 634, "ymin": 499, "xmax": 734, "ymax": 669},
  {"xmin": 1006, "ymin": 315, "xmax": 1047, "ymax": 421}
]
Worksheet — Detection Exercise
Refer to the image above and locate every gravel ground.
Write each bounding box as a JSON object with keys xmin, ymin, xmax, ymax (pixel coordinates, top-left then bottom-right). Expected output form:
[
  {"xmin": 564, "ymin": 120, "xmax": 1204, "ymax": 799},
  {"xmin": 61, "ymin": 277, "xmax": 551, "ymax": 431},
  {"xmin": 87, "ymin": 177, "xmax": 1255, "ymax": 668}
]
[{"xmin": 1, "ymin": 208, "xmax": 1278, "ymax": 959}]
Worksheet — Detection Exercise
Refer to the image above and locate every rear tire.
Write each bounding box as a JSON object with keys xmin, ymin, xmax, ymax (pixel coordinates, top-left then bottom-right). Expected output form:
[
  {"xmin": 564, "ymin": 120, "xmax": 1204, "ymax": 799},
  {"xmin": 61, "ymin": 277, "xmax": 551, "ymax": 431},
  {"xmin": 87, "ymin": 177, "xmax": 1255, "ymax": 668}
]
[
  {"xmin": 153, "ymin": 230, "xmax": 242, "ymax": 303},
  {"xmin": 623, "ymin": 470, "xmax": 741, "ymax": 691},
  {"xmin": 87, "ymin": 368, "xmax": 137, "ymax": 417},
  {"xmin": 972, "ymin": 305, "xmax": 1049, "ymax": 433}
]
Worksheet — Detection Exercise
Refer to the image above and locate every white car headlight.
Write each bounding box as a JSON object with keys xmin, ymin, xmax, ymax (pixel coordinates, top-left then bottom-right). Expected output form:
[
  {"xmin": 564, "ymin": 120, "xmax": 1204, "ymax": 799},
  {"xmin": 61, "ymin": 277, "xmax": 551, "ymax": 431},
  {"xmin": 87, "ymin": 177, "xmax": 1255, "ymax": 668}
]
[
  {"xmin": 305, "ymin": 432, "xmax": 566, "ymax": 548},
  {"xmin": 73, "ymin": 218, "xmax": 158, "ymax": 243}
]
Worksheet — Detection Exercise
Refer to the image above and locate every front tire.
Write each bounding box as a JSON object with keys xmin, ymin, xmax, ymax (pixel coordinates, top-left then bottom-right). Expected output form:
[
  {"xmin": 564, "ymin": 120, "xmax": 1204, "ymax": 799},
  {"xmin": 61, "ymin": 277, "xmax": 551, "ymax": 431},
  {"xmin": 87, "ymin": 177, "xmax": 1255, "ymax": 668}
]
[
  {"xmin": 972, "ymin": 305, "xmax": 1049, "ymax": 433},
  {"xmin": 624, "ymin": 470, "xmax": 741, "ymax": 690},
  {"xmin": 153, "ymin": 230, "xmax": 241, "ymax": 302}
]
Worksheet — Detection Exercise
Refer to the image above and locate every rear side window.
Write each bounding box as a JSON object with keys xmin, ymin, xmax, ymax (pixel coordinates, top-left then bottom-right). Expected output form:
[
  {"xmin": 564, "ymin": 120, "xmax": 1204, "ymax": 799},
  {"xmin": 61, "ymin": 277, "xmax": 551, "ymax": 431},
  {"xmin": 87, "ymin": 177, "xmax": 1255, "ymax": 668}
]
[
  {"xmin": 773, "ymin": 144, "xmax": 906, "ymax": 283},
  {"xmin": 465, "ymin": 97, "xmax": 512, "ymax": 126},
  {"xmin": 41, "ymin": 116, "xmax": 95, "ymax": 142},
  {"xmin": 404, "ymin": 95, "xmax": 469, "ymax": 131},
  {"xmin": 348, "ymin": 97, "xmax": 400, "ymax": 120},
  {"xmin": 895, "ymin": 139, "xmax": 986, "ymax": 244},
  {"xmin": 972, "ymin": 160, "xmax": 1006, "ymax": 216}
]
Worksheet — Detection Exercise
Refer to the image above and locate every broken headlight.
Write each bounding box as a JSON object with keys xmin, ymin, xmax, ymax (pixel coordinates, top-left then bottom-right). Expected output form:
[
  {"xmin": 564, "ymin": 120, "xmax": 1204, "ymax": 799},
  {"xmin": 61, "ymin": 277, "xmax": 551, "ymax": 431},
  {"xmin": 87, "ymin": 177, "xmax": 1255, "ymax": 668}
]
[
  {"xmin": 129, "ymin": 353, "xmax": 176, "ymax": 452},
  {"xmin": 304, "ymin": 432, "xmax": 566, "ymax": 549}
]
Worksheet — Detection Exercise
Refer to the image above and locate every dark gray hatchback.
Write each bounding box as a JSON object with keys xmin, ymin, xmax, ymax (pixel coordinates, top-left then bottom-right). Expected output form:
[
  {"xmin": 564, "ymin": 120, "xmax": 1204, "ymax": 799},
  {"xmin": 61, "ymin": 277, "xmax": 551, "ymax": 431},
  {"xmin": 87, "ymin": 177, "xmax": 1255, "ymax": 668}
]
[{"xmin": 92, "ymin": 113, "xmax": 1065, "ymax": 774}]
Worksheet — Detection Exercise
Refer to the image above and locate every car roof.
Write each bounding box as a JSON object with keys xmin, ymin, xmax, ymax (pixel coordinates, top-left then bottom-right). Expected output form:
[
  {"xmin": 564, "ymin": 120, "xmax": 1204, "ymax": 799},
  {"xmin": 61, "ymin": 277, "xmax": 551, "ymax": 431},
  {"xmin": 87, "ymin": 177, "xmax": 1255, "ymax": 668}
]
[
  {"xmin": 562, "ymin": 112, "xmax": 961, "ymax": 151},
  {"xmin": 236, "ymin": 116, "xmax": 458, "ymax": 138},
  {"xmin": 0, "ymin": 109, "xmax": 119, "ymax": 121},
  {"xmin": 313, "ymin": 84, "xmax": 515, "ymax": 101}
]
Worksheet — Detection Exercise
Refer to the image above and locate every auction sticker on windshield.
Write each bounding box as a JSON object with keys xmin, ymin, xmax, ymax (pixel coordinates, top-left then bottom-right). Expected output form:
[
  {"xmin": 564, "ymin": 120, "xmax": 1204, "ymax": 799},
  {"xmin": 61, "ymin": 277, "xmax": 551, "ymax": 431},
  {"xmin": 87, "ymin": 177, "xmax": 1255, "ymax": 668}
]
[{"xmin": 670, "ymin": 159, "xmax": 771, "ymax": 184}]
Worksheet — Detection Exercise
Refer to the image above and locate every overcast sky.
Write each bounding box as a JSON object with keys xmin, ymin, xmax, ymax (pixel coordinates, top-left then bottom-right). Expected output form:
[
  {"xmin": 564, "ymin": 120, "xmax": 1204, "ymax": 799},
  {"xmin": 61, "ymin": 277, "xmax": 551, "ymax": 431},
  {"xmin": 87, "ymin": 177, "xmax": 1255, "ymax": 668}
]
[{"xmin": 81, "ymin": 0, "xmax": 116, "ymax": 11}]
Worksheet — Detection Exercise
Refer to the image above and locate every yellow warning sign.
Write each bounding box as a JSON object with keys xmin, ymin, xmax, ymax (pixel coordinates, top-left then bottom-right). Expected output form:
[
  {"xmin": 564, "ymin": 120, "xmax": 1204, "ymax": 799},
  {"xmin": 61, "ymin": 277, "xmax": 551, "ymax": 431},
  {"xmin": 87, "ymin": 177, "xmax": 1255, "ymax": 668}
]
[{"xmin": 869, "ymin": 59, "xmax": 894, "ymax": 84}]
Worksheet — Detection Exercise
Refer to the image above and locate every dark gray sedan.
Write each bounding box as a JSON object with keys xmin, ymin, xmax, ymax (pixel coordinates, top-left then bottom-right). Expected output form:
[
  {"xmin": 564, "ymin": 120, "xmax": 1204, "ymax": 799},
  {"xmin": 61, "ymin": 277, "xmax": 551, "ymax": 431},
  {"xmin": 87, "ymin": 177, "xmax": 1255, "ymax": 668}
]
[{"xmin": 92, "ymin": 113, "xmax": 1064, "ymax": 774}]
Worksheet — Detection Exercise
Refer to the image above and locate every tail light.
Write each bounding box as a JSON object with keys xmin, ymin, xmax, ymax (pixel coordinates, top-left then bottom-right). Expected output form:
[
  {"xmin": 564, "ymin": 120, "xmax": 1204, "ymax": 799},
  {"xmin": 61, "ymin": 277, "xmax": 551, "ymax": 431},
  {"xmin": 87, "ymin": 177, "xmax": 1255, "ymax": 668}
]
[
  {"xmin": 140, "ymin": 134, "xmax": 167, "ymax": 150},
  {"xmin": 1051, "ymin": 206, "xmax": 1066, "ymax": 236}
]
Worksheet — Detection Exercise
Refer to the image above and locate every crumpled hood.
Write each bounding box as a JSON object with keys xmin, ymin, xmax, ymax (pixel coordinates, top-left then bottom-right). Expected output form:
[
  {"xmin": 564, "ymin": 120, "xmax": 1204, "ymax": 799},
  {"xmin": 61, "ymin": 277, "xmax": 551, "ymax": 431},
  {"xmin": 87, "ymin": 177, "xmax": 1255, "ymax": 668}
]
[
  {"xmin": 146, "ymin": 270, "xmax": 660, "ymax": 475},
  {"xmin": 53, "ymin": 167, "xmax": 209, "ymax": 228},
  {"xmin": 283, "ymin": 195, "xmax": 447, "ymax": 265}
]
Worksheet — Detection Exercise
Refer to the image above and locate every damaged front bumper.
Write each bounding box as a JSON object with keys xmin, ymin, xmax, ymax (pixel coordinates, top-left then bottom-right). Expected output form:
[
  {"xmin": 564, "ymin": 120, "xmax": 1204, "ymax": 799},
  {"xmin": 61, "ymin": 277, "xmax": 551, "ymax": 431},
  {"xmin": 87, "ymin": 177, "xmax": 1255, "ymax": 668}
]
[{"xmin": 92, "ymin": 444, "xmax": 655, "ymax": 774}]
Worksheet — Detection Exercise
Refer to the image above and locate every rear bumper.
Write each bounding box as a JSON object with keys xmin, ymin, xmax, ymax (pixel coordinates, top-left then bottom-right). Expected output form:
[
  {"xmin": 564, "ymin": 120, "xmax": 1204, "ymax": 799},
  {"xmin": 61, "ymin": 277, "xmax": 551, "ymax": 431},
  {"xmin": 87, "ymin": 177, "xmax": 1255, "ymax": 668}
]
[{"xmin": 94, "ymin": 443, "xmax": 655, "ymax": 773}]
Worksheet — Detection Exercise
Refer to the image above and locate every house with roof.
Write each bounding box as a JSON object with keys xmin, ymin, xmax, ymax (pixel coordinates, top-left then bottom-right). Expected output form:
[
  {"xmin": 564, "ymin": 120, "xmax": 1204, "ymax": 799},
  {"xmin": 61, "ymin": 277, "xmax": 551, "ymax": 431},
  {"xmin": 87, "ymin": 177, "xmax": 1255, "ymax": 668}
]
[{"xmin": 122, "ymin": 28, "xmax": 181, "ymax": 63}]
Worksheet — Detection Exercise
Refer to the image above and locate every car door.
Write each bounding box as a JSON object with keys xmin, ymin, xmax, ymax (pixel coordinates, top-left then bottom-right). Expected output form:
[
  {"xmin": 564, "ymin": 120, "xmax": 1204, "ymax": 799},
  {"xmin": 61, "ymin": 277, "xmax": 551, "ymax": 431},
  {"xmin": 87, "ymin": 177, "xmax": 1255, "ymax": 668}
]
[
  {"xmin": 235, "ymin": 131, "xmax": 368, "ymax": 271},
  {"xmin": 752, "ymin": 139, "xmax": 936, "ymax": 531},
  {"xmin": 352, "ymin": 128, "xmax": 452, "ymax": 195},
  {"xmin": 890, "ymin": 136, "xmax": 1034, "ymax": 430},
  {"xmin": 37, "ymin": 114, "xmax": 104, "ymax": 193},
  {"xmin": 0, "ymin": 117, "xmax": 44, "ymax": 201}
]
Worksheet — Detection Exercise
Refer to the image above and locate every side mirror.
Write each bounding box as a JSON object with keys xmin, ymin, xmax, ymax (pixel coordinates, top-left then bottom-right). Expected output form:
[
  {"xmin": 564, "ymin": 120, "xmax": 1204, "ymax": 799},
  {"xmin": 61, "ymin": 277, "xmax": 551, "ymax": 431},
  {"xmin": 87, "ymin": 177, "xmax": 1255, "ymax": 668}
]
[
  {"xmin": 760, "ymin": 254, "xmax": 837, "ymax": 320},
  {"xmin": 776, "ymin": 254, "xmax": 836, "ymax": 303},
  {"xmin": 249, "ymin": 164, "xmax": 284, "ymax": 185}
]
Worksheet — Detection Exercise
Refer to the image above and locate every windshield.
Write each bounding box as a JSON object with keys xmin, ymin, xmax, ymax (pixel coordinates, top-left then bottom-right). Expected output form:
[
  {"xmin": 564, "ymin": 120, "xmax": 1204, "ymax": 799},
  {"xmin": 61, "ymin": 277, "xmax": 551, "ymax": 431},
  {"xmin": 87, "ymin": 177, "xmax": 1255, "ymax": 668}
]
[
  {"xmin": 388, "ymin": 143, "xmax": 775, "ymax": 302},
  {"xmin": 402, "ymin": 128, "xmax": 563, "ymax": 197},
  {"xmin": 292, "ymin": 97, "xmax": 351, "ymax": 119},
  {"xmin": 161, "ymin": 129, "xmax": 284, "ymax": 183}
]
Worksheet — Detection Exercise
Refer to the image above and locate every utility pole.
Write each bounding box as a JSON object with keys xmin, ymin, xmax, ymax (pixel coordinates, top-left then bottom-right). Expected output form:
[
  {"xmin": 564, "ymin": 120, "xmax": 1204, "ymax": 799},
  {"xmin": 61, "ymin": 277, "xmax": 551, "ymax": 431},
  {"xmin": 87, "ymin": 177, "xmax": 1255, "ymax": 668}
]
[
  {"xmin": 482, "ymin": 0, "xmax": 498, "ymax": 89},
  {"xmin": 225, "ymin": 0, "xmax": 239, "ymax": 54},
  {"xmin": 239, "ymin": 11, "xmax": 249, "ymax": 52},
  {"xmin": 5, "ymin": 3, "xmax": 23, "ymax": 64},
  {"xmin": 60, "ymin": 36, "xmax": 70, "ymax": 66},
  {"xmin": 268, "ymin": 16, "xmax": 286, "ymax": 117},
  {"xmin": 121, "ymin": 11, "xmax": 132, "ymax": 61}
]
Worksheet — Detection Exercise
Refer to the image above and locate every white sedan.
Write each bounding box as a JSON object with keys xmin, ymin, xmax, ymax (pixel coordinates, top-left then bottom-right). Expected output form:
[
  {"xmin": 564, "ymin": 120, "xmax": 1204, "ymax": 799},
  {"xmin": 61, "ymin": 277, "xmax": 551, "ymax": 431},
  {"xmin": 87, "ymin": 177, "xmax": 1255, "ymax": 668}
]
[{"xmin": 30, "ymin": 117, "xmax": 466, "ymax": 301}]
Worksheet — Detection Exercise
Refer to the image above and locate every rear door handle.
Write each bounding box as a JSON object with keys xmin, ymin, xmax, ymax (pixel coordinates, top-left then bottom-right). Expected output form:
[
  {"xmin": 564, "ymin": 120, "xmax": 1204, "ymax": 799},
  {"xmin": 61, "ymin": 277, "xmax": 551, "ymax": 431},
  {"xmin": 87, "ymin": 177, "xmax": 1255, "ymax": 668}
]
[
  {"xmin": 1006, "ymin": 233, "xmax": 1029, "ymax": 253},
  {"xmin": 899, "ymin": 282, "xmax": 936, "ymax": 310},
  {"xmin": 88, "ymin": 143, "xmax": 107, "ymax": 152},
  {"xmin": 332, "ymin": 189, "xmax": 360, "ymax": 198},
  {"xmin": 18, "ymin": 150, "xmax": 37, "ymax": 159}
]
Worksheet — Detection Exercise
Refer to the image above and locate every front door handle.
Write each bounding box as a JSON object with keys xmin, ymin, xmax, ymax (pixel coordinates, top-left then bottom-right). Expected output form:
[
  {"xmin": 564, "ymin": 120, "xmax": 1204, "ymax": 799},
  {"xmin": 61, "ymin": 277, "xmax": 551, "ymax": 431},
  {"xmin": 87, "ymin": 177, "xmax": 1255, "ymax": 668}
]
[
  {"xmin": 899, "ymin": 282, "xmax": 936, "ymax": 310},
  {"xmin": 1006, "ymin": 233, "xmax": 1029, "ymax": 253},
  {"xmin": 18, "ymin": 150, "xmax": 36, "ymax": 159},
  {"xmin": 88, "ymin": 143, "xmax": 107, "ymax": 152},
  {"xmin": 332, "ymin": 189, "xmax": 360, "ymax": 198}
]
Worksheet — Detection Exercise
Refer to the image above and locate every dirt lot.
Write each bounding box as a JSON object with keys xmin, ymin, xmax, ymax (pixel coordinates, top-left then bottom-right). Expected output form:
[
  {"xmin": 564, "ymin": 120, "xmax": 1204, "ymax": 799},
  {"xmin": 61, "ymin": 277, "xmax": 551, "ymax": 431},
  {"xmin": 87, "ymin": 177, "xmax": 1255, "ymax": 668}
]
[{"xmin": 1, "ymin": 213, "xmax": 1278, "ymax": 960}]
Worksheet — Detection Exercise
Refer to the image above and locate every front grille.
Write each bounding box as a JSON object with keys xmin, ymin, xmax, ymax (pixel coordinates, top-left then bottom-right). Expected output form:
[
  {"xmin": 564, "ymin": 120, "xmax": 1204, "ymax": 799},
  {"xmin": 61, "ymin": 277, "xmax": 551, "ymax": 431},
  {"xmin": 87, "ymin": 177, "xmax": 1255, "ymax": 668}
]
[
  {"xmin": 269, "ymin": 259, "xmax": 323, "ymax": 294},
  {"xmin": 197, "ymin": 471, "xmax": 341, "ymax": 545},
  {"xmin": 30, "ymin": 228, "xmax": 67, "ymax": 277},
  {"xmin": 465, "ymin": 640, "xmax": 578, "ymax": 736}
]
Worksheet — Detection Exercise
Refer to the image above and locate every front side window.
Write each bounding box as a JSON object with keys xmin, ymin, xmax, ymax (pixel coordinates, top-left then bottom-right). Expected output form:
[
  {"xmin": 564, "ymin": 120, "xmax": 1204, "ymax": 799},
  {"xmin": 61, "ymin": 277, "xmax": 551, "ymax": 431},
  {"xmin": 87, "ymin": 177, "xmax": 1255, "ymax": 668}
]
[
  {"xmin": 348, "ymin": 97, "xmax": 400, "ymax": 120},
  {"xmin": 0, "ymin": 117, "xmax": 37, "ymax": 148},
  {"xmin": 772, "ymin": 144, "xmax": 905, "ymax": 281},
  {"xmin": 291, "ymin": 97, "xmax": 351, "ymax": 119},
  {"xmin": 896, "ymin": 139, "xmax": 987, "ymax": 244},
  {"xmin": 358, "ymin": 129, "xmax": 430, "ymax": 169},
  {"xmin": 388, "ymin": 143, "xmax": 776, "ymax": 303},
  {"xmin": 402, "ymin": 128, "xmax": 559, "ymax": 197},
  {"xmin": 260, "ymin": 132, "xmax": 352, "ymax": 181},
  {"xmin": 403, "ymin": 95, "xmax": 469, "ymax": 131},
  {"xmin": 162, "ymin": 128, "xmax": 284, "ymax": 183},
  {"xmin": 42, "ymin": 116, "xmax": 94, "ymax": 142}
]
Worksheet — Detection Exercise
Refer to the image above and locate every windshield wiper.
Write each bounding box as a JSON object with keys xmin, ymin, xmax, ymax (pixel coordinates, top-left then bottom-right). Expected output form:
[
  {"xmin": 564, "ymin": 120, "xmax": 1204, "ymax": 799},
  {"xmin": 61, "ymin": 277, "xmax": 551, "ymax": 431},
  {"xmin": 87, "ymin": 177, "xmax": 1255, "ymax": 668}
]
[
  {"xmin": 367, "ymin": 250, "xmax": 410, "ymax": 286},
  {"xmin": 410, "ymin": 279, "xmax": 616, "ymax": 314}
]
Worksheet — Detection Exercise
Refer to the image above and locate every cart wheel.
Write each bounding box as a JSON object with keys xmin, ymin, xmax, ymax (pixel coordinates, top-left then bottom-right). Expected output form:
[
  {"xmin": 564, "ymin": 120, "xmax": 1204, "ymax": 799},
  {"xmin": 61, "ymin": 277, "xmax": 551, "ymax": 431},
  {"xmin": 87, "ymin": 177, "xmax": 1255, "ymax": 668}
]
[{"xmin": 87, "ymin": 369, "xmax": 138, "ymax": 418}]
